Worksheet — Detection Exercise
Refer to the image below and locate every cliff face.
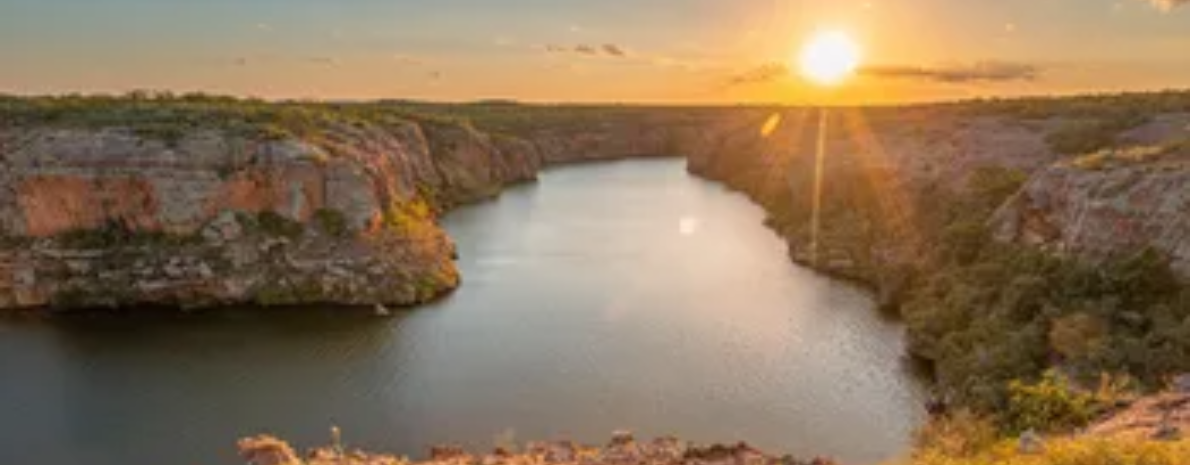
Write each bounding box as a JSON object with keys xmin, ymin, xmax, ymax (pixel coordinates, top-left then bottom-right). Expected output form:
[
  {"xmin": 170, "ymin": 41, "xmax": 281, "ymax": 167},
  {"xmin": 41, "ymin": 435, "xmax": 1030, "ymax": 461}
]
[
  {"xmin": 0, "ymin": 124, "xmax": 446, "ymax": 309},
  {"xmin": 685, "ymin": 107, "xmax": 1190, "ymax": 289},
  {"xmin": 684, "ymin": 109, "xmax": 1064, "ymax": 303},
  {"xmin": 991, "ymin": 146, "xmax": 1190, "ymax": 278},
  {"xmin": 1, "ymin": 97, "xmax": 1185, "ymax": 311},
  {"xmin": 0, "ymin": 112, "xmax": 699, "ymax": 310}
]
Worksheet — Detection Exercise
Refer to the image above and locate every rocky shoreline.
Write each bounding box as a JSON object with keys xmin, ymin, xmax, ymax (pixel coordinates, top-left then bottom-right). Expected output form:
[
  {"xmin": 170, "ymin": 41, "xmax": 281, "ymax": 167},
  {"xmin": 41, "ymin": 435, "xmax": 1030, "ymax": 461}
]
[{"xmin": 238, "ymin": 432, "xmax": 839, "ymax": 465}]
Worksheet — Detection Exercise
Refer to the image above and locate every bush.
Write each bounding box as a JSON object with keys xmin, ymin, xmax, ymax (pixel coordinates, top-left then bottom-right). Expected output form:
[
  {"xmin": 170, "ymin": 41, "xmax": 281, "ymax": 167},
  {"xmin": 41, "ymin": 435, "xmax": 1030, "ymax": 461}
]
[
  {"xmin": 1045, "ymin": 112, "xmax": 1147, "ymax": 155},
  {"xmin": 255, "ymin": 210, "xmax": 304, "ymax": 239},
  {"xmin": 382, "ymin": 199, "xmax": 434, "ymax": 233},
  {"xmin": 914, "ymin": 410, "xmax": 1000, "ymax": 458},
  {"xmin": 313, "ymin": 208, "xmax": 350, "ymax": 238},
  {"xmin": 1005, "ymin": 371, "xmax": 1099, "ymax": 434},
  {"xmin": 1049, "ymin": 313, "xmax": 1108, "ymax": 362}
]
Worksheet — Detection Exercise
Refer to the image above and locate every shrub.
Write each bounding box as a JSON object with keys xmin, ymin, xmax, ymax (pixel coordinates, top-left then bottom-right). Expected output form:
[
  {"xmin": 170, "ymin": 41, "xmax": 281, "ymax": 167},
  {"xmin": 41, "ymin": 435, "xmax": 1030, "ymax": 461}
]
[
  {"xmin": 255, "ymin": 210, "xmax": 304, "ymax": 239},
  {"xmin": 1049, "ymin": 313, "xmax": 1109, "ymax": 362},
  {"xmin": 914, "ymin": 410, "xmax": 1001, "ymax": 458},
  {"xmin": 313, "ymin": 208, "xmax": 350, "ymax": 238},
  {"xmin": 382, "ymin": 199, "xmax": 434, "ymax": 233},
  {"xmin": 1005, "ymin": 371, "xmax": 1099, "ymax": 434},
  {"xmin": 1045, "ymin": 112, "xmax": 1147, "ymax": 155}
]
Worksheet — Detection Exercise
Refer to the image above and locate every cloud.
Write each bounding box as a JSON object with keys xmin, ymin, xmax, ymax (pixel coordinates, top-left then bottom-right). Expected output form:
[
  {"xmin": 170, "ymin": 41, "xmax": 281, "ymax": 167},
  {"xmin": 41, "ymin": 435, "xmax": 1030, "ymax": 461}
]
[
  {"xmin": 722, "ymin": 61, "xmax": 1041, "ymax": 87},
  {"xmin": 1143, "ymin": 0, "xmax": 1189, "ymax": 11},
  {"xmin": 861, "ymin": 62, "xmax": 1041, "ymax": 83},
  {"xmin": 574, "ymin": 44, "xmax": 599, "ymax": 55},
  {"xmin": 725, "ymin": 62, "xmax": 790, "ymax": 86},
  {"xmin": 545, "ymin": 43, "xmax": 631, "ymax": 58},
  {"xmin": 601, "ymin": 44, "xmax": 627, "ymax": 57}
]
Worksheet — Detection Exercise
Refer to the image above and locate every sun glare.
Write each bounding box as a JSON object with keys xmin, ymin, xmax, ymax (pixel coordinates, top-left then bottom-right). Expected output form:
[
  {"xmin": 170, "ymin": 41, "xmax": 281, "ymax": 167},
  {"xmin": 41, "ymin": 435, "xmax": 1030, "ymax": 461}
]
[{"xmin": 798, "ymin": 30, "xmax": 861, "ymax": 86}]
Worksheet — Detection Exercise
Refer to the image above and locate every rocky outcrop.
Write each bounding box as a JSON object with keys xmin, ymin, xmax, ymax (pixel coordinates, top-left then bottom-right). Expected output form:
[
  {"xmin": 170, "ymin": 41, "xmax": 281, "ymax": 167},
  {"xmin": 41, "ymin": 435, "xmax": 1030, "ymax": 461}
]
[
  {"xmin": 236, "ymin": 433, "xmax": 838, "ymax": 465},
  {"xmin": 991, "ymin": 146, "xmax": 1190, "ymax": 278},
  {"xmin": 0, "ymin": 112, "xmax": 697, "ymax": 310},
  {"xmin": 686, "ymin": 106, "xmax": 1190, "ymax": 289},
  {"xmin": 683, "ymin": 108, "xmax": 1063, "ymax": 302},
  {"xmin": 0, "ymin": 125, "xmax": 467, "ymax": 309},
  {"xmin": 1089, "ymin": 392, "xmax": 1190, "ymax": 441}
]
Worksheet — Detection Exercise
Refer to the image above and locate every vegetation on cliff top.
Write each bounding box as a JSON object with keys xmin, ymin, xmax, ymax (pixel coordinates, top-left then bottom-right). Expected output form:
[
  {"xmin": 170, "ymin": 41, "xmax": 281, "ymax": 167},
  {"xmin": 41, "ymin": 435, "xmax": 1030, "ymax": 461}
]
[
  {"xmin": 694, "ymin": 101, "xmax": 1189, "ymax": 439},
  {"xmin": 3, "ymin": 89, "xmax": 1187, "ymax": 147},
  {"xmin": 0, "ymin": 92, "xmax": 716, "ymax": 144}
]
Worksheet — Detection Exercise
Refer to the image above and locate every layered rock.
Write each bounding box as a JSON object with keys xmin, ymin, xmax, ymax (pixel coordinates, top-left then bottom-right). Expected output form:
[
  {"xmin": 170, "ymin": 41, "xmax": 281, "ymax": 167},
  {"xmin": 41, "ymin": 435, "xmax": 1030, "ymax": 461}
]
[
  {"xmin": 0, "ymin": 112, "xmax": 699, "ymax": 310},
  {"xmin": 0, "ymin": 125, "xmax": 465, "ymax": 308},
  {"xmin": 992, "ymin": 145, "xmax": 1190, "ymax": 278}
]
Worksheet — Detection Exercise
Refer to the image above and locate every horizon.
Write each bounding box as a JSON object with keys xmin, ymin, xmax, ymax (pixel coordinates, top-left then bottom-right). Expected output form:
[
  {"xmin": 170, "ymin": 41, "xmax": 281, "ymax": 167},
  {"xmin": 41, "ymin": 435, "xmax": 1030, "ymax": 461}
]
[
  {"xmin": 6, "ymin": 87, "xmax": 1190, "ymax": 108},
  {"xmin": 3, "ymin": 0, "xmax": 1190, "ymax": 104}
]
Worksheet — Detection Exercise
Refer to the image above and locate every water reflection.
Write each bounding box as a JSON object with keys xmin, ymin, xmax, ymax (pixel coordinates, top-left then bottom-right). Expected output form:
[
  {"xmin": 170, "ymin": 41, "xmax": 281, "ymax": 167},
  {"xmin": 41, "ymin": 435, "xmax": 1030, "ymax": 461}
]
[{"xmin": 0, "ymin": 159, "xmax": 925, "ymax": 465}]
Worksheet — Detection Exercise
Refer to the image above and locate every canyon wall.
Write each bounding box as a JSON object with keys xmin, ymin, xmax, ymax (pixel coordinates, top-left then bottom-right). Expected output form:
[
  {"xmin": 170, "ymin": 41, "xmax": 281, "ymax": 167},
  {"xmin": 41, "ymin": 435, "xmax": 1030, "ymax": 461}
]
[
  {"xmin": 0, "ymin": 114, "xmax": 707, "ymax": 310},
  {"xmin": 0, "ymin": 100, "xmax": 1185, "ymax": 311},
  {"xmin": 685, "ymin": 108, "xmax": 1190, "ymax": 290},
  {"xmin": 991, "ymin": 147, "xmax": 1190, "ymax": 278}
]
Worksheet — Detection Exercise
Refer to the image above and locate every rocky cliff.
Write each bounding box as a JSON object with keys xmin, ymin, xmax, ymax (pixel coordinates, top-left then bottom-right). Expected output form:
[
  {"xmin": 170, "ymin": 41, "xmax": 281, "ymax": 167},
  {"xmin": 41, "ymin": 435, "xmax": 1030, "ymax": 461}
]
[
  {"xmin": 682, "ymin": 95, "xmax": 1190, "ymax": 411},
  {"xmin": 0, "ymin": 99, "xmax": 708, "ymax": 310},
  {"xmin": 684, "ymin": 105, "xmax": 1190, "ymax": 289},
  {"xmin": 0, "ymin": 94, "xmax": 1186, "ymax": 311},
  {"xmin": 992, "ymin": 142, "xmax": 1190, "ymax": 278}
]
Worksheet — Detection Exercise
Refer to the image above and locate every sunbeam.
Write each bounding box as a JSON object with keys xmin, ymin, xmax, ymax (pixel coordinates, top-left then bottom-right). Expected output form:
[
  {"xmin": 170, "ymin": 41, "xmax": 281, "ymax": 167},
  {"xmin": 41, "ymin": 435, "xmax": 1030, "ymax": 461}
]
[{"xmin": 810, "ymin": 108, "xmax": 828, "ymax": 266}]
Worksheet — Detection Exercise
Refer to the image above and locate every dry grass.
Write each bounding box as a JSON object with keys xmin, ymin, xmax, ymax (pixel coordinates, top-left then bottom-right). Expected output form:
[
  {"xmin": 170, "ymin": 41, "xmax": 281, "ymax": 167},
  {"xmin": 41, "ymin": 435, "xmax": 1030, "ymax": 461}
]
[{"xmin": 906, "ymin": 437, "xmax": 1190, "ymax": 465}]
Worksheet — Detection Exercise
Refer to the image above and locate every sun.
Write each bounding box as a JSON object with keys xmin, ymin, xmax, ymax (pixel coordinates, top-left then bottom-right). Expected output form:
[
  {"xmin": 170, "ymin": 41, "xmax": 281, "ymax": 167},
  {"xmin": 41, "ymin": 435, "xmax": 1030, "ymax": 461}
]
[{"xmin": 797, "ymin": 30, "xmax": 862, "ymax": 86}]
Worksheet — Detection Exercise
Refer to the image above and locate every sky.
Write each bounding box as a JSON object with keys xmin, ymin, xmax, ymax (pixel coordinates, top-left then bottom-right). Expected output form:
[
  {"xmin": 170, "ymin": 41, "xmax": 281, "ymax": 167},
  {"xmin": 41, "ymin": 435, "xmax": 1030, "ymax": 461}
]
[{"xmin": 1, "ymin": 0, "xmax": 1188, "ymax": 104}]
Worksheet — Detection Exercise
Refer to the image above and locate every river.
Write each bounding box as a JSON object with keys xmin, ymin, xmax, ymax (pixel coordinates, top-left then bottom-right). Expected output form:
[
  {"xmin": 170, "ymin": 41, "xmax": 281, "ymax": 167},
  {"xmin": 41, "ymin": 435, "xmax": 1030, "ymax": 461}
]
[{"xmin": 0, "ymin": 159, "xmax": 925, "ymax": 465}]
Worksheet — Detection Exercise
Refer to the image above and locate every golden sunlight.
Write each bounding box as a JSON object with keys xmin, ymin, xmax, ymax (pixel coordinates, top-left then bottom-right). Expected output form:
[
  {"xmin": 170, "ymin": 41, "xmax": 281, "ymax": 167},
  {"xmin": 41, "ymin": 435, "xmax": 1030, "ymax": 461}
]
[{"xmin": 797, "ymin": 30, "xmax": 861, "ymax": 86}]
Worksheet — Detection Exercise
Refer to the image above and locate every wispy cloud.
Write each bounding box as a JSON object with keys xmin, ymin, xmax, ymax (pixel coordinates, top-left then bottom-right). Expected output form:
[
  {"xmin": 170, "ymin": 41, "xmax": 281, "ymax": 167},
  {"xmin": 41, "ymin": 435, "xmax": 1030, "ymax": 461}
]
[
  {"xmin": 862, "ymin": 62, "xmax": 1041, "ymax": 83},
  {"xmin": 601, "ymin": 44, "xmax": 627, "ymax": 57},
  {"xmin": 723, "ymin": 61, "xmax": 1042, "ymax": 86},
  {"xmin": 726, "ymin": 63, "xmax": 789, "ymax": 86},
  {"xmin": 545, "ymin": 43, "xmax": 631, "ymax": 58}
]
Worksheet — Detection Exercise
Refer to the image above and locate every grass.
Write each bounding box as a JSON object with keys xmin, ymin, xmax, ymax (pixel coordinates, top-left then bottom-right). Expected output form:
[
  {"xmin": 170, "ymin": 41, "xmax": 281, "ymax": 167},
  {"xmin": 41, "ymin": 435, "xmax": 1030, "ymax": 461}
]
[
  {"xmin": 906, "ymin": 437, "xmax": 1190, "ymax": 465},
  {"xmin": 1071, "ymin": 145, "xmax": 1179, "ymax": 170}
]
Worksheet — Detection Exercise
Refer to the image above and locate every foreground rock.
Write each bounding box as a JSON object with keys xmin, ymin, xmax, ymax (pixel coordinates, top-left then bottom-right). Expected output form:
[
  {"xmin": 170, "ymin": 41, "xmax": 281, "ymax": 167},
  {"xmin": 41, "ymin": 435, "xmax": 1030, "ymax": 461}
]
[
  {"xmin": 237, "ymin": 433, "xmax": 837, "ymax": 465},
  {"xmin": 1089, "ymin": 392, "xmax": 1190, "ymax": 441}
]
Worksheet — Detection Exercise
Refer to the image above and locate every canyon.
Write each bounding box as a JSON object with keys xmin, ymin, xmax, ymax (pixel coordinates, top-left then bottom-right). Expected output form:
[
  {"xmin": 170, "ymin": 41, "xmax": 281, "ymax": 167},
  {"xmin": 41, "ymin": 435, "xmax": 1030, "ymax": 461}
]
[{"xmin": 1, "ymin": 94, "xmax": 1186, "ymax": 311}]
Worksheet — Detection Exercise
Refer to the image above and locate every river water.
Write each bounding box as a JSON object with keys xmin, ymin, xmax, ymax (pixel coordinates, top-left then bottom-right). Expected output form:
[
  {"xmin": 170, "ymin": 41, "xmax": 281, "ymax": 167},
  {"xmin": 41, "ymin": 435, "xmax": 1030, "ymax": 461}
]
[{"xmin": 0, "ymin": 159, "xmax": 925, "ymax": 465}]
